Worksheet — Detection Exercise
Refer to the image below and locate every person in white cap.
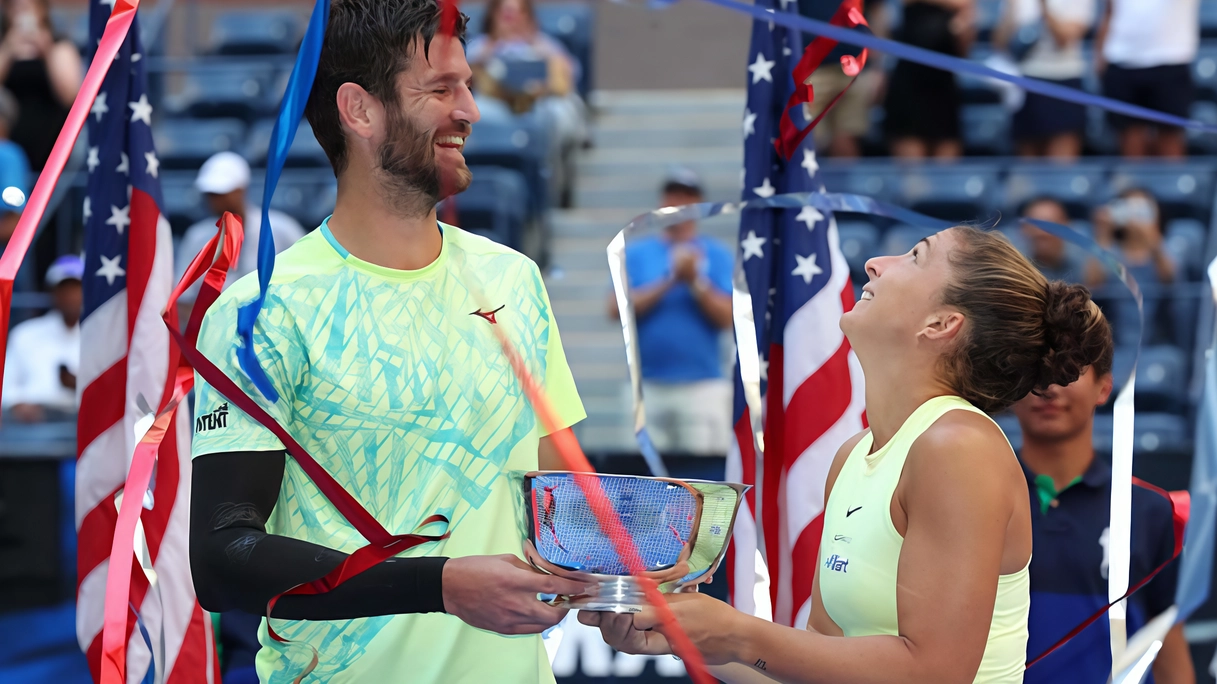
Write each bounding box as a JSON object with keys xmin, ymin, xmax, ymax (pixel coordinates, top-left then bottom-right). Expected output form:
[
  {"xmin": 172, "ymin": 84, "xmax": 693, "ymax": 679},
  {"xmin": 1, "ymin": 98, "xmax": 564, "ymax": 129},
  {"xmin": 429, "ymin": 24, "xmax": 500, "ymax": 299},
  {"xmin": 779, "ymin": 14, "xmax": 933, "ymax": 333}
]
[
  {"xmin": 2, "ymin": 254, "xmax": 82, "ymax": 422},
  {"xmin": 173, "ymin": 151, "xmax": 306, "ymax": 320}
]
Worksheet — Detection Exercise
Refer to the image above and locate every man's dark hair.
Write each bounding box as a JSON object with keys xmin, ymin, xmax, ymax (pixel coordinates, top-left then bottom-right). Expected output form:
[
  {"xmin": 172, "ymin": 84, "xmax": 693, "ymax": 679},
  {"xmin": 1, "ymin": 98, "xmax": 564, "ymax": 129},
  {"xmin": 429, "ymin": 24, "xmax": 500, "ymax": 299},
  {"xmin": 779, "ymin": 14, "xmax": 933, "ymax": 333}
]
[{"xmin": 304, "ymin": 0, "xmax": 468, "ymax": 175}]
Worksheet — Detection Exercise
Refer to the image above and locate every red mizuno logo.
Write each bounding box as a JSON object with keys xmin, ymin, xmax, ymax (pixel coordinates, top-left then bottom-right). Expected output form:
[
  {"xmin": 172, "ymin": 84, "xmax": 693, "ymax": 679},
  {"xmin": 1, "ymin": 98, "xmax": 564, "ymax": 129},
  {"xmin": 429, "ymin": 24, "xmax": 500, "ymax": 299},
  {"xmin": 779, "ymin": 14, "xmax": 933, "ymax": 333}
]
[{"xmin": 470, "ymin": 305, "xmax": 505, "ymax": 324}]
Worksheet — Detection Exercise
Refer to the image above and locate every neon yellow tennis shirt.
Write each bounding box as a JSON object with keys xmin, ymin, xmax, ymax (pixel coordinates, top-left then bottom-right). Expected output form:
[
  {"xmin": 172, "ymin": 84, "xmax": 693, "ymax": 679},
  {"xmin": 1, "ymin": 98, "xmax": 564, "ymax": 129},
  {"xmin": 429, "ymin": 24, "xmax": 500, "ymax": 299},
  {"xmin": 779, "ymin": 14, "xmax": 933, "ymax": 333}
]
[{"xmin": 192, "ymin": 220, "xmax": 585, "ymax": 684}]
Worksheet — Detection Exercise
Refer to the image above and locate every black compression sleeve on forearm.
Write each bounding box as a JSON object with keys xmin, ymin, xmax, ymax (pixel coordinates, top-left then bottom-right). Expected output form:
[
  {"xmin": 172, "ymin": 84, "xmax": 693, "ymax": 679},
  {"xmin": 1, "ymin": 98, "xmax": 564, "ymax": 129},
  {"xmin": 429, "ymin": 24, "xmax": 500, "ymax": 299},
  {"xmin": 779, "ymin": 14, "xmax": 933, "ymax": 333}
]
[{"xmin": 189, "ymin": 450, "xmax": 448, "ymax": 620}]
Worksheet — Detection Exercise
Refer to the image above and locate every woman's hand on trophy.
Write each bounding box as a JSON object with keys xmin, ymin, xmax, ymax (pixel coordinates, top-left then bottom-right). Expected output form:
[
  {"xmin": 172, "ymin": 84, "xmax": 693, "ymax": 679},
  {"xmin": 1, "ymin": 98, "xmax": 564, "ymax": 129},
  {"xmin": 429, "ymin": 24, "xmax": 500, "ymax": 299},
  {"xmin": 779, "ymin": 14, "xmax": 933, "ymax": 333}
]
[
  {"xmin": 578, "ymin": 610, "xmax": 673, "ymax": 656},
  {"xmin": 442, "ymin": 554, "xmax": 593, "ymax": 635},
  {"xmin": 633, "ymin": 593, "xmax": 747, "ymax": 665}
]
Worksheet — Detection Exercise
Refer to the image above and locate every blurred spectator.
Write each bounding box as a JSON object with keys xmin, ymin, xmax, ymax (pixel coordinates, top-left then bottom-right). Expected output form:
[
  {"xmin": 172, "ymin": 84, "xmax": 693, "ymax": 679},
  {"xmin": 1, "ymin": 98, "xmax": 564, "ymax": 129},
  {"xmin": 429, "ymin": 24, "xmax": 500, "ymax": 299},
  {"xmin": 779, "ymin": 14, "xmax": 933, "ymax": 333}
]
[
  {"xmin": 173, "ymin": 152, "xmax": 305, "ymax": 321},
  {"xmin": 1096, "ymin": 0, "xmax": 1198, "ymax": 158},
  {"xmin": 1011, "ymin": 356, "xmax": 1194, "ymax": 683},
  {"xmin": 0, "ymin": 87, "xmax": 29, "ymax": 246},
  {"xmin": 1, "ymin": 255, "xmax": 81, "ymax": 423},
  {"xmin": 606, "ymin": 169, "xmax": 733, "ymax": 455},
  {"xmin": 883, "ymin": 0, "xmax": 974, "ymax": 159},
  {"xmin": 1085, "ymin": 188, "xmax": 1181, "ymax": 347},
  {"xmin": 1019, "ymin": 197, "xmax": 1085, "ymax": 282},
  {"xmin": 994, "ymin": 0, "xmax": 1093, "ymax": 160},
  {"xmin": 797, "ymin": 0, "xmax": 888, "ymax": 158},
  {"xmin": 467, "ymin": 0, "xmax": 588, "ymax": 151},
  {"xmin": 0, "ymin": 0, "xmax": 81, "ymax": 171}
]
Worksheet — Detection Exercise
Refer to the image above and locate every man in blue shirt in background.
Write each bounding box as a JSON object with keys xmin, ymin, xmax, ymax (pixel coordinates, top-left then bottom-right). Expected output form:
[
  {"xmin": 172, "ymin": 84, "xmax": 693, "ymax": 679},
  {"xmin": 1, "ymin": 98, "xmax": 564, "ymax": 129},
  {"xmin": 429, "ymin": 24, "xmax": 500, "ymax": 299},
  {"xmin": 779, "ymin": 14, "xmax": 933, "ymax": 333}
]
[
  {"xmin": 607, "ymin": 169, "xmax": 733, "ymax": 454},
  {"xmin": 1011, "ymin": 315, "xmax": 1194, "ymax": 683}
]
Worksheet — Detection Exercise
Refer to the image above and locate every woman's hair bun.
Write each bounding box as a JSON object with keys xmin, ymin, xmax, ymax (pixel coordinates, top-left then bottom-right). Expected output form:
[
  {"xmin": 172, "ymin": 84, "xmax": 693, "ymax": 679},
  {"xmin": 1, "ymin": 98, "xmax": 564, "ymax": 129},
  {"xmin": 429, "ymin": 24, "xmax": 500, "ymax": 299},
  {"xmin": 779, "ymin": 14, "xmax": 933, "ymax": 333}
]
[{"xmin": 1037, "ymin": 281, "xmax": 1112, "ymax": 391}]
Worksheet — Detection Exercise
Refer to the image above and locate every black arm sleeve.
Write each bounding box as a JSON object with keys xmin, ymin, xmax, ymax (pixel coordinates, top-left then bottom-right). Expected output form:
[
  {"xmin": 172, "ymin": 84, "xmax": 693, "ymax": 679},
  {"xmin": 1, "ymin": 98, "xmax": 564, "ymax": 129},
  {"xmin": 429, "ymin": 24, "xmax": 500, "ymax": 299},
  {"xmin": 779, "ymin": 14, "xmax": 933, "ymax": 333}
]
[{"xmin": 189, "ymin": 450, "xmax": 448, "ymax": 620}]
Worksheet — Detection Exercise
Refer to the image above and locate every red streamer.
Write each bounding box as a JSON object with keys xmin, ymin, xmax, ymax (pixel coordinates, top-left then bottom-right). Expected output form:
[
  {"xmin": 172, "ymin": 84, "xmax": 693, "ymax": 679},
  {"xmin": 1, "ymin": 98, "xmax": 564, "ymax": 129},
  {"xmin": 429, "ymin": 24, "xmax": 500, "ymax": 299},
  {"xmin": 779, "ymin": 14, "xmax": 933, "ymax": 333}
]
[
  {"xmin": 774, "ymin": 0, "xmax": 868, "ymax": 160},
  {"xmin": 99, "ymin": 214, "xmax": 243, "ymax": 684},
  {"xmin": 1025, "ymin": 477, "xmax": 1190, "ymax": 669},
  {"xmin": 0, "ymin": 0, "xmax": 139, "ymax": 407}
]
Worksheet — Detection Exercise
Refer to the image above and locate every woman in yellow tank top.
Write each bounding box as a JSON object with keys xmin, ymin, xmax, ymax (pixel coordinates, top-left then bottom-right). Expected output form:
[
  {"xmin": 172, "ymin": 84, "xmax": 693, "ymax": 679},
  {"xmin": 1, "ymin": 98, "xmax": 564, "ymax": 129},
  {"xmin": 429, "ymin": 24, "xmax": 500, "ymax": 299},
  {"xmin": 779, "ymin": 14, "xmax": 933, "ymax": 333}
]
[{"xmin": 582, "ymin": 226, "xmax": 1114, "ymax": 683}]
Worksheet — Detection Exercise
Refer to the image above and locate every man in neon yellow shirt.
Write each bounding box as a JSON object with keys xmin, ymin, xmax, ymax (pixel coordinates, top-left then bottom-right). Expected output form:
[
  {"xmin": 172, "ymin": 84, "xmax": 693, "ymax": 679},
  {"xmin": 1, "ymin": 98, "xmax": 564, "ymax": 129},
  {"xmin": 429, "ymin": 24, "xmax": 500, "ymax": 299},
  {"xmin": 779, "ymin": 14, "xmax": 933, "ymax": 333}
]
[{"xmin": 187, "ymin": 2, "xmax": 587, "ymax": 682}]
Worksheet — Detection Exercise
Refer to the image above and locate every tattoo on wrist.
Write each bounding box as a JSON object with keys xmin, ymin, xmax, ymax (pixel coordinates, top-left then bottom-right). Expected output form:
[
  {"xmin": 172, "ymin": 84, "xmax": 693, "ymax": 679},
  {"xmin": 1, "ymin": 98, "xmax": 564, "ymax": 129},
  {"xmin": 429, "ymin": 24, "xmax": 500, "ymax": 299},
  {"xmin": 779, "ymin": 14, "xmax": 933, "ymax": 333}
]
[{"xmin": 754, "ymin": 658, "xmax": 767, "ymax": 671}]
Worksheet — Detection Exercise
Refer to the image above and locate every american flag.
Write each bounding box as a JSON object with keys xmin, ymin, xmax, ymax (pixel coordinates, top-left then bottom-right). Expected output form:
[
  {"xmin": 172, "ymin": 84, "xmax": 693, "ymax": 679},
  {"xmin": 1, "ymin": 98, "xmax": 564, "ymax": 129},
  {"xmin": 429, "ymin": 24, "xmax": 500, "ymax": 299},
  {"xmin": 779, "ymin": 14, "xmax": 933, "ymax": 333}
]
[
  {"xmin": 76, "ymin": 2, "xmax": 216, "ymax": 681},
  {"xmin": 725, "ymin": 0, "xmax": 867, "ymax": 628}
]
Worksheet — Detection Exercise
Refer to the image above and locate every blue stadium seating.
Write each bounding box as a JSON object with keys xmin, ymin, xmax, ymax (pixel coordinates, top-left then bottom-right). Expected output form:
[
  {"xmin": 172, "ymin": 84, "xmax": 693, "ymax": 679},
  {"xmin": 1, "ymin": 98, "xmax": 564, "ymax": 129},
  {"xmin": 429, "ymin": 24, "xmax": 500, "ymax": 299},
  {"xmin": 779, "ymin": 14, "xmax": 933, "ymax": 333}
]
[
  {"xmin": 209, "ymin": 10, "xmax": 302, "ymax": 56},
  {"xmin": 1108, "ymin": 162, "xmax": 1215, "ymax": 223},
  {"xmin": 244, "ymin": 120, "xmax": 330, "ymax": 169},
  {"xmin": 1137, "ymin": 345, "xmax": 1189, "ymax": 415},
  {"xmin": 818, "ymin": 161, "xmax": 903, "ymax": 203},
  {"xmin": 961, "ymin": 105, "xmax": 1011, "ymax": 157},
  {"xmin": 1187, "ymin": 100, "xmax": 1217, "ymax": 155},
  {"xmin": 836, "ymin": 220, "xmax": 879, "ymax": 281},
  {"xmin": 1204, "ymin": 1, "xmax": 1217, "ymax": 39},
  {"xmin": 1003, "ymin": 162, "xmax": 1107, "ymax": 219},
  {"xmin": 439, "ymin": 166, "xmax": 531, "ymax": 248},
  {"xmin": 896, "ymin": 165, "xmax": 1000, "ymax": 223},
  {"xmin": 152, "ymin": 118, "xmax": 247, "ymax": 170},
  {"xmin": 880, "ymin": 224, "xmax": 937, "ymax": 257},
  {"xmin": 993, "ymin": 412, "xmax": 1023, "ymax": 453},
  {"xmin": 167, "ymin": 63, "xmax": 285, "ymax": 121},
  {"xmin": 462, "ymin": 118, "xmax": 551, "ymax": 218},
  {"xmin": 159, "ymin": 172, "xmax": 208, "ymax": 235},
  {"xmin": 1133, "ymin": 413, "xmax": 1192, "ymax": 457},
  {"xmin": 1093, "ymin": 413, "xmax": 1114, "ymax": 453},
  {"xmin": 246, "ymin": 171, "xmax": 334, "ymax": 230},
  {"xmin": 1165, "ymin": 217, "xmax": 1209, "ymax": 281}
]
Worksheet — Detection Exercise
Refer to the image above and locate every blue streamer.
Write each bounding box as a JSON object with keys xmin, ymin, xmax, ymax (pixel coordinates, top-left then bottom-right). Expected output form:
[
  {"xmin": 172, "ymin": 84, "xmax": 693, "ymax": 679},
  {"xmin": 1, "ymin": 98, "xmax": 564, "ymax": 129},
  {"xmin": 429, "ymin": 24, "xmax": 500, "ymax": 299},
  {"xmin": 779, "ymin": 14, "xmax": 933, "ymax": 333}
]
[
  {"xmin": 235, "ymin": 0, "xmax": 330, "ymax": 403},
  {"xmin": 130, "ymin": 602, "xmax": 156, "ymax": 684},
  {"xmin": 696, "ymin": 0, "xmax": 1217, "ymax": 135}
]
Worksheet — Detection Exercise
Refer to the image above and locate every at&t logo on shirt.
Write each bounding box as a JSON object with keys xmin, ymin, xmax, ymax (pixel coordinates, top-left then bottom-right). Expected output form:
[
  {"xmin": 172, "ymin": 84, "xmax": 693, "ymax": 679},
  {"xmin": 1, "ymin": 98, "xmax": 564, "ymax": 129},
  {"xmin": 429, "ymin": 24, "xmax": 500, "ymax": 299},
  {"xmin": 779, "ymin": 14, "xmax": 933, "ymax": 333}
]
[
  {"xmin": 196, "ymin": 402, "xmax": 229, "ymax": 433},
  {"xmin": 824, "ymin": 553, "xmax": 849, "ymax": 573}
]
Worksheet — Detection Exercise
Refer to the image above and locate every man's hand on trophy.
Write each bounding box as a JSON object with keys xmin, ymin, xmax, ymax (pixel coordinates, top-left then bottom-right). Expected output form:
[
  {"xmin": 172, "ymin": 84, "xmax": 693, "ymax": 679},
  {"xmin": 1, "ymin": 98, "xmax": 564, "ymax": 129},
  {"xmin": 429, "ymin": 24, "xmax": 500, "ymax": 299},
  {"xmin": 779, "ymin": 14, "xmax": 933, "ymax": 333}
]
[
  {"xmin": 442, "ymin": 554, "xmax": 593, "ymax": 634},
  {"xmin": 578, "ymin": 610, "xmax": 673, "ymax": 656}
]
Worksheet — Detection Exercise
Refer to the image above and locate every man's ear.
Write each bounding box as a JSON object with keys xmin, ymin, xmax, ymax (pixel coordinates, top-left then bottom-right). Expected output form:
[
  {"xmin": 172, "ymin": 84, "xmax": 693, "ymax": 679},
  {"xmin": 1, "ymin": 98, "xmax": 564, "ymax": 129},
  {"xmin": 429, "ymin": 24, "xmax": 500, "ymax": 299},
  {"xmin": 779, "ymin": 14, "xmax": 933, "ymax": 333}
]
[
  {"xmin": 335, "ymin": 82, "xmax": 382, "ymax": 143},
  {"xmin": 1096, "ymin": 372, "xmax": 1114, "ymax": 406},
  {"xmin": 919, "ymin": 310, "xmax": 965, "ymax": 345}
]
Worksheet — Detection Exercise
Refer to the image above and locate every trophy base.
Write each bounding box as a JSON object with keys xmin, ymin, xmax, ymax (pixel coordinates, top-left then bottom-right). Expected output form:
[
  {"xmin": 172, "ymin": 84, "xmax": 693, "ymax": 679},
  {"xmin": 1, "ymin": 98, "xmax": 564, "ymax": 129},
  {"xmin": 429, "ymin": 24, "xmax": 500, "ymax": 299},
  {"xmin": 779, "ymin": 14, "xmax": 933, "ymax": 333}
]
[{"xmin": 564, "ymin": 576, "xmax": 651, "ymax": 613}]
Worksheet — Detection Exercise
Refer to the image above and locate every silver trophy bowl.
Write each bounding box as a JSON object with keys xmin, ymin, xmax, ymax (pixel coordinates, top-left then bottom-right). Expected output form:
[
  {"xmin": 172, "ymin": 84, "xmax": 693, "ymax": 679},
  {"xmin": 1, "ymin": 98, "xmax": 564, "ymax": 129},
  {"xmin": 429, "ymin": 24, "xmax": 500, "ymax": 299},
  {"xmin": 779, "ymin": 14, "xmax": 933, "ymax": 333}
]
[{"xmin": 522, "ymin": 471, "xmax": 750, "ymax": 613}]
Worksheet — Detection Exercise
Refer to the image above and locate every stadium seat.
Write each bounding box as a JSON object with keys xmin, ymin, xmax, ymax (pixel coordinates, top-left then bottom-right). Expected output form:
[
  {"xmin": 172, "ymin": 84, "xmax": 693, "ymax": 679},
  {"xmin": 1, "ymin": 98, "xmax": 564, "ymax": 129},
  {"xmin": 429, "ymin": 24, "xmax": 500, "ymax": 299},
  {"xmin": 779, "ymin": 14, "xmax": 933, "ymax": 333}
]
[
  {"xmin": 879, "ymin": 224, "xmax": 937, "ymax": 257},
  {"xmin": 1132, "ymin": 413, "xmax": 1191, "ymax": 458},
  {"xmin": 152, "ymin": 118, "xmax": 247, "ymax": 170},
  {"xmin": 1003, "ymin": 162, "xmax": 1107, "ymax": 220},
  {"xmin": 246, "ymin": 170, "xmax": 334, "ymax": 230},
  {"xmin": 1092, "ymin": 413, "xmax": 1114, "ymax": 453},
  {"xmin": 535, "ymin": 4, "xmax": 595, "ymax": 99},
  {"xmin": 896, "ymin": 164, "xmax": 1000, "ymax": 223},
  {"xmin": 209, "ymin": 10, "xmax": 302, "ymax": 56},
  {"xmin": 819, "ymin": 161, "xmax": 903, "ymax": 204},
  {"xmin": 1108, "ymin": 162, "xmax": 1215, "ymax": 223},
  {"xmin": 835, "ymin": 220, "xmax": 879, "ymax": 281},
  {"xmin": 993, "ymin": 412, "xmax": 1023, "ymax": 453},
  {"xmin": 244, "ymin": 120, "xmax": 330, "ymax": 169},
  {"xmin": 159, "ymin": 172, "xmax": 207, "ymax": 236},
  {"xmin": 439, "ymin": 166, "xmax": 531, "ymax": 249},
  {"xmin": 166, "ymin": 63, "xmax": 284, "ymax": 121},
  {"xmin": 961, "ymin": 105, "xmax": 1011, "ymax": 157},
  {"xmin": 1194, "ymin": 45, "xmax": 1217, "ymax": 100},
  {"xmin": 1136, "ymin": 345, "xmax": 1188, "ymax": 415},
  {"xmin": 1187, "ymin": 101, "xmax": 1217, "ymax": 155},
  {"xmin": 1202, "ymin": 5, "xmax": 1217, "ymax": 40},
  {"xmin": 1164, "ymin": 217, "xmax": 1208, "ymax": 281},
  {"xmin": 462, "ymin": 118, "xmax": 551, "ymax": 218}
]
